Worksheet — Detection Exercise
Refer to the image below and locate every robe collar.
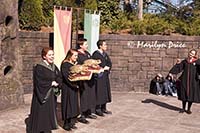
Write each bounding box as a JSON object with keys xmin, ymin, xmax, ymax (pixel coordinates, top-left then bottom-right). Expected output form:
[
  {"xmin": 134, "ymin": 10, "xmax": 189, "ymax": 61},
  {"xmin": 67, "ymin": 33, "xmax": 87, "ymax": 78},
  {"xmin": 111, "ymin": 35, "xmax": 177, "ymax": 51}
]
[
  {"xmin": 38, "ymin": 60, "xmax": 55, "ymax": 71},
  {"xmin": 187, "ymin": 57, "xmax": 197, "ymax": 63}
]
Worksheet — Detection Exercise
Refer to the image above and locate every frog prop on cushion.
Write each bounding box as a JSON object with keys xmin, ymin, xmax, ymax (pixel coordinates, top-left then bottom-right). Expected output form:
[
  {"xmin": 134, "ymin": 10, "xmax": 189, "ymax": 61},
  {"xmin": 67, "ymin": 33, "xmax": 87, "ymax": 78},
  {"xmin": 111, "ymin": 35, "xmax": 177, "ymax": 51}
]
[
  {"xmin": 83, "ymin": 59, "xmax": 101, "ymax": 68},
  {"xmin": 83, "ymin": 59, "xmax": 102, "ymax": 74},
  {"xmin": 69, "ymin": 65, "xmax": 92, "ymax": 81},
  {"xmin": 69, "ymin": 65, "xmax": 88, "ymax": 75}
]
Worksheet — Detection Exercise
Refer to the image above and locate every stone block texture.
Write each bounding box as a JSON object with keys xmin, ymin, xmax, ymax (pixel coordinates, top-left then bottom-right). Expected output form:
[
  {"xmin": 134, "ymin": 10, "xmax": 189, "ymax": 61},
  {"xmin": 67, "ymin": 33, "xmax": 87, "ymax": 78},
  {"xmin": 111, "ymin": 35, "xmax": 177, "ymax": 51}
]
[
  {"xmin": 19, "ymin": 33, "xmax": 200, "ymax": 93},
  {"xmin": 0, "ymin": 0, "xmax": 24, "ymax": 110}
]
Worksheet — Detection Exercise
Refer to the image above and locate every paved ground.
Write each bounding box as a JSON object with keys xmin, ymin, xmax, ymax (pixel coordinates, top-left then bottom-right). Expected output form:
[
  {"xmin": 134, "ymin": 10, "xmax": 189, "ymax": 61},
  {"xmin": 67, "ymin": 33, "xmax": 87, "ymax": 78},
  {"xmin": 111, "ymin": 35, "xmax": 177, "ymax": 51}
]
[{"xmin": 1, "ymin": 92, "xmax": 200, "ymax": 133}]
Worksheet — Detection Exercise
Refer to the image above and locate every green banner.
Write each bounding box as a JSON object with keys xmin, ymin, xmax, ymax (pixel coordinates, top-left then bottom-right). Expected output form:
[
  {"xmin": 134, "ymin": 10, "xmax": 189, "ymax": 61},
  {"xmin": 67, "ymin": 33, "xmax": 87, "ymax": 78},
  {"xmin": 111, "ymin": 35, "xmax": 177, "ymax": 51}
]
[{"xmin": 84, "ymin": 10, "xmax": 100, "ymax": 54}]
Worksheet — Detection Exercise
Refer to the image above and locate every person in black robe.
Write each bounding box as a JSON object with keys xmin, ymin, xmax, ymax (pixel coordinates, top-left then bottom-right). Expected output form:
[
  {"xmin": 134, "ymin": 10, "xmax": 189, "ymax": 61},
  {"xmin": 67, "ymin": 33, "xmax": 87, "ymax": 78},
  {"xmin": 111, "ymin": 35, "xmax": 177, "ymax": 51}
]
[
  {"xmin": 60, "ymin": 49, "xmax": 80, "ymax": 131},
  {"xmin": 92, "ymin": 40, "xmax": 112, "ymax": 116},
  {"xmin": 76, "ymin": 38, "xmax": 97, "ymax": 123},
  {"xmin": 29, "ymin": 47, "xmax": 62, "ymax": 133},
  {"xmin": 169, "ymin": 49, "xmax": 200, "ymax": 114}
]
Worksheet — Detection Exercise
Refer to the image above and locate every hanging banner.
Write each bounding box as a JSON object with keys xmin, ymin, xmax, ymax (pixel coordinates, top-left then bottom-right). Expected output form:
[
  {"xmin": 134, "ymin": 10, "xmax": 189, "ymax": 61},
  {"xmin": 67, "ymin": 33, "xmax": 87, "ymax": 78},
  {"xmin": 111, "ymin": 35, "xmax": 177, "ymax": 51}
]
[
  {"xmin": 54, "ymin": 7, "xmax": 72, "ymax": 69},
  {"xmin": 84, "ymin": 10, "xmax": 100, "ymax": 54}
]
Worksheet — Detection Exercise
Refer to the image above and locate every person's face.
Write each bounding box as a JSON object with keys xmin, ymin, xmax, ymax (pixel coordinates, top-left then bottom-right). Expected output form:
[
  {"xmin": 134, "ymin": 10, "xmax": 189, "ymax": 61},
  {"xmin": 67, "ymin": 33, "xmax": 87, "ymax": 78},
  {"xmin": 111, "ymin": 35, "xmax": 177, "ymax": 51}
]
[
  {"xmin": 156, "ymin": 76, "xmax": 160, "ymax": 80},
  {"xmin": 70, "ymin": 51, "xmax": 78, "ymax": 63},
  {"xmin": 100, "ymin": 41, "xmax": 107, "ymax": 51},
  {"xmin": 80, "ymin": 41, "xmax": 88, "ymax": 51},
  {"xmin": 167, "ymin": 76, "xmax": 171, "ymax": 80},
  {"xmin": 188, "ymin": 50, "xmax": 196, "ymax": 59},
  {"xmin": 43, "ymin": 50, "xmax": 54, "ymax": 64}
]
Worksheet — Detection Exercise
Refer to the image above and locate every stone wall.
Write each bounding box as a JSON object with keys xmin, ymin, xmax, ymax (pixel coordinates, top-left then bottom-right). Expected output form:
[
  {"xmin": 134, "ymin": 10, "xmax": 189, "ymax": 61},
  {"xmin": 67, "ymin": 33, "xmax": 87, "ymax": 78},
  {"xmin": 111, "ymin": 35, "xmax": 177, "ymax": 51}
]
[
  {"xmin": 19, "ymin": 32, "xmax": 51, "ymax": 93},
  {"xmin": 101, "ymin": 35, "xmax": 200, "ymax": 92},
  {"xmin": 0, "ymin": 0, "xmax": 24, "ymax": 110},
  {"xmin": 19, "ymin": 32, "xmax": 200, "ymax": 93}
]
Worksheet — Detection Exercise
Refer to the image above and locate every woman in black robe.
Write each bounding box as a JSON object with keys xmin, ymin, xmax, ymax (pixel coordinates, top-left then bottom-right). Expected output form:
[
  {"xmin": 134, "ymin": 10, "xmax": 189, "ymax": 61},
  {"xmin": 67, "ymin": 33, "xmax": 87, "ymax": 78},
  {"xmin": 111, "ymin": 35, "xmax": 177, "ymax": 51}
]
[
  {"xmin": 60, "ymin": 49, "xmax": 80, "ymax": 131},
  {"xmin": 92, "ymin": 40, "xmax": 112, "ymax": 116},
  {"xmin": 29, "ymin": 47, "xmax": 62, "ymax": 133},
  {"xmin": 169, "ymin": 49, "xmax": 200, "ymax": 114},
  {"xmin": 76, "ymin": 38, "xmax": 97, "ymax": 123}
]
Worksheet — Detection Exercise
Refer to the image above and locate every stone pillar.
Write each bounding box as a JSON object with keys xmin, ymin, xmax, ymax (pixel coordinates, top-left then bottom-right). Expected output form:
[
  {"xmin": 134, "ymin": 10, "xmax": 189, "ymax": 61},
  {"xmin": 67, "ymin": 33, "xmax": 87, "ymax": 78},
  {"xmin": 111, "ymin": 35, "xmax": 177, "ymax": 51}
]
[{"xmin": 0, "ymin": 0, "xmax": 24, "ymax": 110}]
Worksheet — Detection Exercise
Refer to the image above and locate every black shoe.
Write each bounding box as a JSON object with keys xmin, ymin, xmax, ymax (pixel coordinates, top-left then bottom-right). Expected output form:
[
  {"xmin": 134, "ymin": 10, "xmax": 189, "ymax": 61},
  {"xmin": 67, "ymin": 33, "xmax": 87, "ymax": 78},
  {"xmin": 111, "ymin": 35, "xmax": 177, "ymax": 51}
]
[
  {"xmin": 179, "ymin": 109, "xmax": 185, "ymax": 113},
  {"xmin": 95, "ymin": 110, "xmax": 104, "ymax": 116},
  {"xmin": 186, "ymin": 110, "xmax": 192, "ymax": 114},
  {"xmin": 102, "ymin": 109, "xmax": 112, "ymax": 114},
  {"xmin": 63, "ymin": 124, "xmax": 71, "ymax": 131},
  {"xmin": 86, "ymin": 114, "xmax": 97, "ymax": 119},
  {"xmin": 78, "ymin": 117, "xmax": 89, "ymax": 124},
  {"xmin": 70, "ymin": 124, "xmax": 77, "ymax": 129}
]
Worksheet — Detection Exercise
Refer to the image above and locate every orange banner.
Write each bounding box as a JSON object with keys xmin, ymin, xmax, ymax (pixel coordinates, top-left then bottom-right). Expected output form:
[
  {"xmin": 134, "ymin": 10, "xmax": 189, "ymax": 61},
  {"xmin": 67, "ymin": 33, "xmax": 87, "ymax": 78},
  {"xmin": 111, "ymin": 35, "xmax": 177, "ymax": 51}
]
[{"xmin": 54, "ymin": 8, "xmax": 72, "ymax": 69}]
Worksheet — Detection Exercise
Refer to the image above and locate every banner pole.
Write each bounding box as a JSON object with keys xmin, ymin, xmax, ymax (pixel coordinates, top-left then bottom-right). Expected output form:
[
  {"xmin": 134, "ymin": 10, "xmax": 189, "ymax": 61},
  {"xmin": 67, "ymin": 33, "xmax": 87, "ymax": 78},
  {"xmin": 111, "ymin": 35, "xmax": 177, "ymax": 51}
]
[{"xmin": 76, "ymin": 8, "xmax": 80, "ymax": 49}]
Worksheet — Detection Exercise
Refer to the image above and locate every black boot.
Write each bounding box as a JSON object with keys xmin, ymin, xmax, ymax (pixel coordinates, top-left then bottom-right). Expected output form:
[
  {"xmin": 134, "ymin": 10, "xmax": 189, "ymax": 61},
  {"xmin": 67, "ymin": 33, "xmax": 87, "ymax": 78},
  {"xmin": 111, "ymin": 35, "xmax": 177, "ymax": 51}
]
[
  {"xmin": 95, "ymin": 105, "xmax": 104, "ymax": 116},
  {"xmin": 101, "ymin": 104, "xmax": 112, "ymax": 114},
  {"xmin": 78, "ymin": 115, "xmax": 89, "ymax": 124},
  {"xmin": 179, "ymin": 101, "xmax": 186, "ymax": 113},
  {"xmin": 63, "ymin": 119, "xmax": 71, "ymax": 131},
  {"xmin": 186, "ymin": 102, "xmax": 192, "ymax": 114}
]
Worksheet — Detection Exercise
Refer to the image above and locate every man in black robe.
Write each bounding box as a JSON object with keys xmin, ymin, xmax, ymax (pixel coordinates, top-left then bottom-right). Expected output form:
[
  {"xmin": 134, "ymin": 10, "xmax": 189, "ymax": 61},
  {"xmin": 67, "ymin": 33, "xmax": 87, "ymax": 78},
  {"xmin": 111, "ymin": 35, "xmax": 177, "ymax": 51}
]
[
  {"xmin": 76, "ymin": 38, "xmax": 97, "ymax": 124},
  {"xmin": 92, "ymin": 40, "xmax": 112, "ymax": 116},
  {"xmin": 169, "ymin": 49, "xmax": 200, "ymax": 114}
]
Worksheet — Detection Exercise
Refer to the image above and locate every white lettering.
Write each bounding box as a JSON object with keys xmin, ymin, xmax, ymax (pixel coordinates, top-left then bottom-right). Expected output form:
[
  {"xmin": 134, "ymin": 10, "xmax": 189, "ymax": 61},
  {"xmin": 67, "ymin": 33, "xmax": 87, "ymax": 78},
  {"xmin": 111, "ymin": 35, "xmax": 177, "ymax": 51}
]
[{"xmin": 127, "ymin": 41, "xmax": 186, "ymax": 49}]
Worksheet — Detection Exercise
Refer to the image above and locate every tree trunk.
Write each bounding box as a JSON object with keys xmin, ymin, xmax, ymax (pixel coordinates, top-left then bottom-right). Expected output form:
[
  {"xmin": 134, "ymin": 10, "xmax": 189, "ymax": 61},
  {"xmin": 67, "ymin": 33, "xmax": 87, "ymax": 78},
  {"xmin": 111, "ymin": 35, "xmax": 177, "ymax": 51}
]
[{"xmin": 138, "ymin": 0, "xmax": 143, "ymax": 20}]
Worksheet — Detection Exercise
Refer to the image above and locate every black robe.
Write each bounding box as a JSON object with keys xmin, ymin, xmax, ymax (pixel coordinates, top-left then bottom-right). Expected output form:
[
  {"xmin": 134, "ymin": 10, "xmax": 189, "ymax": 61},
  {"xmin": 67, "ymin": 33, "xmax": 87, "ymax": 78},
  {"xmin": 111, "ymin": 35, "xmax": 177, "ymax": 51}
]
[
  {"xmin": 29, "ymin": 62, "xmax": 61, "ymax": 133},
  {"xmin": 61, "ymin": 61, "xmax": 80, "ymax": 120},
  {"xmin": 92, "ymin": 50, "xmax": 112, "ymax": 105},
  {"xmin": 77, "ymin": 50, "xmax": 96, "ymax": 112},
  {"xmin": 169, "ymin": 59, "xmax": 200, "ymax": 103}
]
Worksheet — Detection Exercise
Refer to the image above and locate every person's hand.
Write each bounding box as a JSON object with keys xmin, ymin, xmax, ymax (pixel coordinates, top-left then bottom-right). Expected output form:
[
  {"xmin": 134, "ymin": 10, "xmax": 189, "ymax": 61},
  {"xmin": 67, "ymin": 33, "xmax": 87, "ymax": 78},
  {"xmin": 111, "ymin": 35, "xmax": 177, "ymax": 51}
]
[
  {"xmin": 176, "ymin": 59, "xmax": 181, "ymax": 64},
  {"xmin": 52, "ymin": 81, "xmax": 59, "ymax": 87},
  {"xmin": 104, "ymin": 66, "xmax": 110, "ymax": 71},
  {"xmin": 73, "ymin": 85, "xmax": 79, "ymax": 89},
  {"xmin": 100, "ymin": 68, "xmax": 104, "ymax": 72}
]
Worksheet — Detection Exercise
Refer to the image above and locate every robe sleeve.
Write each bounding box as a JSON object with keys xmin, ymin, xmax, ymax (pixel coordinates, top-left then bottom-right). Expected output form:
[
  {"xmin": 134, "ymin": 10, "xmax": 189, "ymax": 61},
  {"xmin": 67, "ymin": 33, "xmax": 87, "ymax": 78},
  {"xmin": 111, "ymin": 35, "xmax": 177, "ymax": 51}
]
[
  {"xmin": 195, "ymin": 59, "xmax": 200, "ymax": 66},
  {"xmin": 169, "ymin": 60, "xmax": 184, "ymax": 75},
  {"xmin": 33, "ymin": 65, "xmax": 52, "ymax": 104},
  {"xmin": 105, "ymin": 53, "xmax": 112, "ymax": 71},
  {"xmin": 54, "ymin": 66, "xmax": 62, "ymax": 89},
  {"xmin": 61, "ymin": 63, "xmax": 79, "ymax": 89}
]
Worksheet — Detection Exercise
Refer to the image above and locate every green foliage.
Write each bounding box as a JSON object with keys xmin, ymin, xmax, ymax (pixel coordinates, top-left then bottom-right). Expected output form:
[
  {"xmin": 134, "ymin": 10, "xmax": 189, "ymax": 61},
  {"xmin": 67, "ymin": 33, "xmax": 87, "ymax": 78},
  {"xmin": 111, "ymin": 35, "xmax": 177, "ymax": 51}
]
[
  {"xmin": 84, "ymin": 0, "xmax": 97, "ymax": 10},
  {"xmin": 19, "ymin": 0, "xmax": 45, "ymax": 31},
  {"xmin": 131, "ymin": 20, "xmax": 146, "ymax": 35},
  {"xmin": 55, "ymin": 0, "xmax": 77, "ymax": 7},
  {"xmin": 131, "ymin": 14, "xmax": 172, "ymax": 35},
  {"xmin": 191, "ymin": 19, "xmax": 200, "ymax": 35},
  {"xmin": 42, "ymin": 0, "xmax": 56, "ymax": 27},
  {"xmin": 18, "ymin": 0, "xmax": 200, "ymax": 35},
  {"xmin": 107, "ymin": 12, "xmax": 132, "ymax": 33},
  {"xmin": 98, "ymin": 0, "xmax": 123, "ymax": 32}
]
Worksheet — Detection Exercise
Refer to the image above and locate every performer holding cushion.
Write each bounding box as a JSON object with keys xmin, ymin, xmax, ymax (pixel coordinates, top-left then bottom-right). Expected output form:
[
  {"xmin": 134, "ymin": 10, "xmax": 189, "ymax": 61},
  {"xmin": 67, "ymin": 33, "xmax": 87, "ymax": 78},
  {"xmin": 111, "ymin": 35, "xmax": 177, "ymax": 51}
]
[
  {"xmin": 77, "ymin": 38, "xmax": 97, "ymax": 124},
  {"xmin": 61, "ymin": 49, "xmax": 80, "ymax": 131}
]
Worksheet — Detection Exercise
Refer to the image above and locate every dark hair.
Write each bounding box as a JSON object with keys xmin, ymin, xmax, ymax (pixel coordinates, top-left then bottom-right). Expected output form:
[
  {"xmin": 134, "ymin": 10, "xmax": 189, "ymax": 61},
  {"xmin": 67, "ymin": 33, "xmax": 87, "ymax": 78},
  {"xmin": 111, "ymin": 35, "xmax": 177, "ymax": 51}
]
[
  {"xmin": 189, "ymin": 49, "xmax": 198, "ymax": 57},
  {"xmin": 166, "ymin": 74, "xmax": 172, "ymax": 79},
  {"xmin": 41, "ymin": 47, "xmax": 53, "ymax": 59},
  {"xmin": 62, "ymin": 49, "xmax": 77, "ymax": 63},
  {"xmin": 97, "ymin": 40, "xmax": 105, "ymax": 49},
  {"xmin": 77, "ymin": 38, "xmax": 87, "ymax": 49}
]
